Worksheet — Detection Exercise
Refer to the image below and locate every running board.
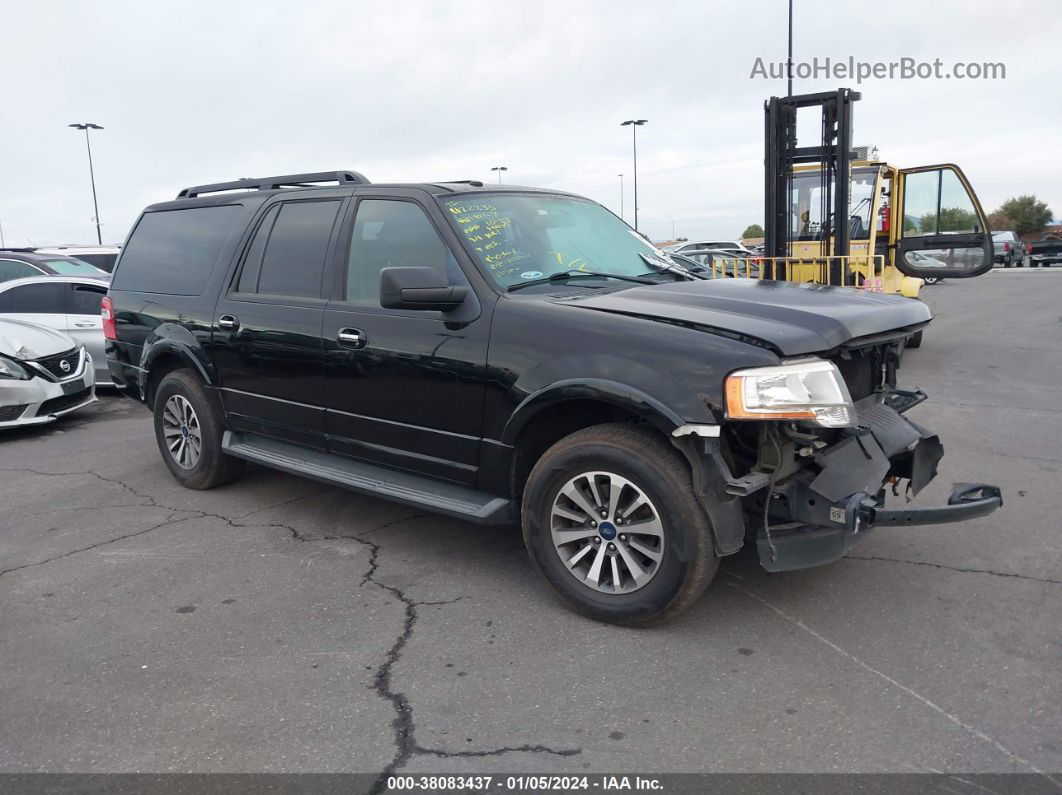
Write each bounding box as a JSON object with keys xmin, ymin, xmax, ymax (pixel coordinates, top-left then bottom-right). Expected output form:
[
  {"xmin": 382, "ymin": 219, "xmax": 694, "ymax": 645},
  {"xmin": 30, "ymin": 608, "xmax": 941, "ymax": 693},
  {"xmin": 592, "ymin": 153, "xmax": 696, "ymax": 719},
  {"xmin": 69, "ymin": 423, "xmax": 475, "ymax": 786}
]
[{"xmin": 222, "ymin": 431, "xmax": 513, "ymax": 524}]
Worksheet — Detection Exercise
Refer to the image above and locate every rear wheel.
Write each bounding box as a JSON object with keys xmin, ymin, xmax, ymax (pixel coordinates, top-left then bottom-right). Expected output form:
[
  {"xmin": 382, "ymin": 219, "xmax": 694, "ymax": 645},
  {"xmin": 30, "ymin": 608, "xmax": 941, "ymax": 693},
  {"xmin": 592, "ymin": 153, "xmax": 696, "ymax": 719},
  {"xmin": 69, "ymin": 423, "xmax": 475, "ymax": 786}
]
[
  {"xmin": 521, "ymin": 424, "xmax": 719, "ymax": 626},
  {"xmin": 153, "ymin": 369, "xmax": 244, "ymax": 489}
]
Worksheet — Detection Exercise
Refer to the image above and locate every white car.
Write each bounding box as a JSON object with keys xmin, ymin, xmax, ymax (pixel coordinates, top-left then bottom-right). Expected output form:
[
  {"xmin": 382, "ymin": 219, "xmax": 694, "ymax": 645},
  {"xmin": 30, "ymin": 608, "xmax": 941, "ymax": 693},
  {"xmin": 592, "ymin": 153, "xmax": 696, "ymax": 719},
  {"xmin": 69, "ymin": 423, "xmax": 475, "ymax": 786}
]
[
  {"xmin": 0, "ymin": 318, "xmax": 97, "ymax": 429},
  {"xmin": 0, "ymin": 276, "xmax": 111, "ymax": 386},
  {"xmin": 666, "ymin": 239, "xmax": 755, "ymax": 255}
]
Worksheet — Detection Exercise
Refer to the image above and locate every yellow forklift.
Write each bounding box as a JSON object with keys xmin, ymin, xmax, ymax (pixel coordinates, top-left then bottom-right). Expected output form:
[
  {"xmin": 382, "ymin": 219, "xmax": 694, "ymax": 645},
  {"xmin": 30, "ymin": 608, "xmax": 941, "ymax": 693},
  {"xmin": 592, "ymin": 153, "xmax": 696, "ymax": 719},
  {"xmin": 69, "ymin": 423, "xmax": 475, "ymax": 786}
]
[{"xmin": 712, "ymin": 89, "xmax": 995, "ymax": 347}]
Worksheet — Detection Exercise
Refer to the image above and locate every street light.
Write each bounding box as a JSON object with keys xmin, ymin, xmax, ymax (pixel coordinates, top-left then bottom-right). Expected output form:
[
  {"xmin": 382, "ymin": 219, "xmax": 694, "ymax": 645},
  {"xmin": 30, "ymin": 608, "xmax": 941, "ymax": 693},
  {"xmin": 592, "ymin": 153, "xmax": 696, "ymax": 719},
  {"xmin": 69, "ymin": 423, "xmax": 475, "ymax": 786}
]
[
  {"xmin": 620, "ymin": 120, "xmax": 647, "ymax": 232},
  {"xmin": 617, "ymin": 174, "xmax": 624, "ymax": 221},
  {"xmin": 665, "ymin": 214, "xmax": 676, "ymax": 240},
  {"xmin": 491, "ymin": 165, "xmax": 508, "ymax": 183},
  {"xmin": 69, "ymin": 122, "xmax": 104, "ymax": 245}
]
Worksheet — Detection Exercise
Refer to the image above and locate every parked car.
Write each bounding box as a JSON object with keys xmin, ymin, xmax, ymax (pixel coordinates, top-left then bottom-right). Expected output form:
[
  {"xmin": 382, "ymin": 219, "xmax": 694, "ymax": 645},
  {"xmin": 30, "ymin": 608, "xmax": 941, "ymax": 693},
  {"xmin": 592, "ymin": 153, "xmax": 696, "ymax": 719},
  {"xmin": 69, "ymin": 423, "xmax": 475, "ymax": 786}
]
[
  {"xmin": 0, "ymin": 276, "xmax": 112, "ymax": 385},
  {"xmin": 105, "ymin": 170, "xmax": 1001, "ymax": 625},
  {"xmin": 666, "ymin": 239, "xmax": 755, "ymax": 256},
  {"xmin": 677, "ymin": 248, "xmax": 760, "ymax": 278},
  {"xmin": 0, "ymin": 249, "xmax": 109, "ymax": 282},
  {"xmin": 0, "ymin": 318, "xmax": 96, "ymax": 429},
  {"xmin": 1027, "ymin": 235, "xmax": 1062, "ymax": 267},
  {"xmin": 991, "ymin": 231, "xmax": 1024, "ymax": 267},
  {"xmin": 33, "ymin": 245, "xmax": 122, "ymax": 273}
]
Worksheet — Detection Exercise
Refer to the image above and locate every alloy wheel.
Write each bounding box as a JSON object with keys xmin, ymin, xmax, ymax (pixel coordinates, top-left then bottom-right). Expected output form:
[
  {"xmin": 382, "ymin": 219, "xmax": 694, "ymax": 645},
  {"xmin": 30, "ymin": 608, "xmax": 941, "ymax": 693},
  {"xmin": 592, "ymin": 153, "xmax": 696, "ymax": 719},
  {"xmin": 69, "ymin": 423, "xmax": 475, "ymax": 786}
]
[
  {"xmin": 550, "ymin": 470, "xmax": 665, "ymax": 594},
  {"xmin": 162, "ymin": 394, "xmax": 202, "ymax": 469}
]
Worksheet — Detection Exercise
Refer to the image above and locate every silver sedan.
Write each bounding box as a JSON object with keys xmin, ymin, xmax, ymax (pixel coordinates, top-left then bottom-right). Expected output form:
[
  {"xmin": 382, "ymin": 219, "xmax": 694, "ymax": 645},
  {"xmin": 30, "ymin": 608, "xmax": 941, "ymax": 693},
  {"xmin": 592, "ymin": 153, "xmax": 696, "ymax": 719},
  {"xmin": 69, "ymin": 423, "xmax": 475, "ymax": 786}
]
[
  {"xmin": 0, "ymin": 317, "xmax": 97, "ymax": 429},
  {"xmin": 0, "ymin": 275, "xmax": 111, "ymax": 386}
]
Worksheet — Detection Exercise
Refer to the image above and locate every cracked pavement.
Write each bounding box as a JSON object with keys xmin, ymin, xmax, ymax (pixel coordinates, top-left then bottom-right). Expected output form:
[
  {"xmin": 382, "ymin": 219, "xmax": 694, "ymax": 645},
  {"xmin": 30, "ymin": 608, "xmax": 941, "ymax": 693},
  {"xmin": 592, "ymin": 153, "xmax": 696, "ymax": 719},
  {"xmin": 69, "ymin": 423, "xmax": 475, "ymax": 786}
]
[{"xmin": 1, "ymin": 273, "xmax": 1060, "ymax": 782}]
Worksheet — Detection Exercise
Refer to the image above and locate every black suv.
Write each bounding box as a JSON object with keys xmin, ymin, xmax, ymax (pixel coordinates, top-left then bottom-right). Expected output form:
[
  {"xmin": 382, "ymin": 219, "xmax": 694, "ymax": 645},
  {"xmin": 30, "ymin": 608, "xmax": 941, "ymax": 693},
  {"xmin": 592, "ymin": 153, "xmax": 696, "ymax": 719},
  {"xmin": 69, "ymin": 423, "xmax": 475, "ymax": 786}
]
[{"xmin": 104, "ymin": 170, "xmax": 1001, "ymax": 625}]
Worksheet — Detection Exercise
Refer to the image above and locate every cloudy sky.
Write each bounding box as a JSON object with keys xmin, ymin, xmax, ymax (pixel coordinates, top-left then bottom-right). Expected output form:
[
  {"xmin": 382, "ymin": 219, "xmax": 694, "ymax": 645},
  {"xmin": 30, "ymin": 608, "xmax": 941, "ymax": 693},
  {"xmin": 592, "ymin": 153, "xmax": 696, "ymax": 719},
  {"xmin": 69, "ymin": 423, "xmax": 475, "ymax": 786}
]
[{"xmin": 2, "ymin": 0, "xmax": 1060, "ymax": 246}]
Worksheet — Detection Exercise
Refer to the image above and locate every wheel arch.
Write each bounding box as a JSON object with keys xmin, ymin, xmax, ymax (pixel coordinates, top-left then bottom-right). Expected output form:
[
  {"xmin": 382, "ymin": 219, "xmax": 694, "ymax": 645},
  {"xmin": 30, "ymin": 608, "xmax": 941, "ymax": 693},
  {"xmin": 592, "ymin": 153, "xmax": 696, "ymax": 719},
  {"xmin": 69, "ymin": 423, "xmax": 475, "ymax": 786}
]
[
  {"xmin": 504, "ymin": 380, "xmax": 687, "ymax": 501},
  {"xmin": 141, "ymin": 337, "xmax": 213, "ymax": 408}
]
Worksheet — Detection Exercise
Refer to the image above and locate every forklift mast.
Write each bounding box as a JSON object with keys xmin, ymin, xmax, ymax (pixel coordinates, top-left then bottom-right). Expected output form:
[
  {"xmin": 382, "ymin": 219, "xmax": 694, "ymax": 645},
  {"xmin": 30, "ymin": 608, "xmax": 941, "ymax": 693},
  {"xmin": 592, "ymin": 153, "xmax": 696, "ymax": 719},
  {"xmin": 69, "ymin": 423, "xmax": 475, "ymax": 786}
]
[{"xmin": 764, "ymin": 88, "xmax": 860, "ymax": 264}]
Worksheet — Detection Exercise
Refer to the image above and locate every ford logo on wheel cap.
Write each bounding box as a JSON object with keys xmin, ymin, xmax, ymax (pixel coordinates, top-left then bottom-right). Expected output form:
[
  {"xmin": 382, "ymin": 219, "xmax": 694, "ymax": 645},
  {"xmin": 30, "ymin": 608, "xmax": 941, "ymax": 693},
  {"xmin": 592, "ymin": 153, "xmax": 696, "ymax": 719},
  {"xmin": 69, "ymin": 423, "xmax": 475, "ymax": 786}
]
[{"xmin": 59, "ymin": 359, "xmax": 71, "ymax": 373}]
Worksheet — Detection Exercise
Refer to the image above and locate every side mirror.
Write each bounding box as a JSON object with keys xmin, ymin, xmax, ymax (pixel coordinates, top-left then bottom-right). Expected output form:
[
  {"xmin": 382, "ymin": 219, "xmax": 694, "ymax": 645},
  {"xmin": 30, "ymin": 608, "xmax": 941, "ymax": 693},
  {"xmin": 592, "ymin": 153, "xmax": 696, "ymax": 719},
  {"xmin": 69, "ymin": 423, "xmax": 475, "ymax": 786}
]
[{"xmin": 380, "ymin": 267, "xmax": 468, "ymax": 311}]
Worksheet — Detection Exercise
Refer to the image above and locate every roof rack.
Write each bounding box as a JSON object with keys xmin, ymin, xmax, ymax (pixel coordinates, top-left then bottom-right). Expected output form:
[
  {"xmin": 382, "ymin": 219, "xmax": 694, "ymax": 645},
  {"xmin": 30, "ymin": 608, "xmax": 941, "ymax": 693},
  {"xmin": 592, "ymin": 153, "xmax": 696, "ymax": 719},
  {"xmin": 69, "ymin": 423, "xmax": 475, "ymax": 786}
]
[
  {"xmin": 0, "ymin": 247, "xmax": 37, "ymax": 253},
  {"xmin": 177, "ymin": 170, "xmax": 371, "ymax": 199}
]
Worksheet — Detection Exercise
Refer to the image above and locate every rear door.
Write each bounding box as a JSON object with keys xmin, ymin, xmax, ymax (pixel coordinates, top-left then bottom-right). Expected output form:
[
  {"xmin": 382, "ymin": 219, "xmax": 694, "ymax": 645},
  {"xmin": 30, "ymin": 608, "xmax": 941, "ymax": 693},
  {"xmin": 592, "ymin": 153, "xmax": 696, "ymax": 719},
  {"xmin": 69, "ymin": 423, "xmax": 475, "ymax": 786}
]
[
  {"xmin": 210, "ymin": 196, "xmax": 345, "ymax": 449},
  {"xmin": 66, "ymin": 281, "xmax": 109, "ymax": 381},
  {"xmin": 0, "ymin": 281, "xmax": 70, "ymax": 338},
  {"xmin": 895, "ymin": 164, "xmax": 993, "ymax": 279}
]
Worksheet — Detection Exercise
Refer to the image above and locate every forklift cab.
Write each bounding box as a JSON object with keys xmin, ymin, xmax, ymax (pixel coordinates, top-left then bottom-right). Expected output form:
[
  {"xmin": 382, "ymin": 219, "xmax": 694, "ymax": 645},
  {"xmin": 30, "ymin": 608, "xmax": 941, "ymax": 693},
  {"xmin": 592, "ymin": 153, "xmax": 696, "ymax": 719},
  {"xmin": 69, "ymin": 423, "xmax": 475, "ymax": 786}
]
[{"xmin": 788, "ymin": 160, "xmax": 993, "ymax": 298}]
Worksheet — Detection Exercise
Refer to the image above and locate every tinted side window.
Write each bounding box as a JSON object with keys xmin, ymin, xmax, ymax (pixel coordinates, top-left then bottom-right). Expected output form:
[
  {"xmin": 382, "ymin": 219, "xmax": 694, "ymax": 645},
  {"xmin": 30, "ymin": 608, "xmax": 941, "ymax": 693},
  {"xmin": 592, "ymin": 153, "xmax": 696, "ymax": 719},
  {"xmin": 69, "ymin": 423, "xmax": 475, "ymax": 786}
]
[
  {"xmin": 254, "ymin": 200, "xmax": 341, "ymax": 298},
  {"xmin": 236, "ymin": 205, "xmax": 280, "ymax": 294},
  {"xmin": 0, "ymin": 282, "xmax": 68, "ymax": 313},
  {"xmin": 70, "ymin": 283, "xmax": 107, "ymax": 314},
  {"xmin": 113, "ymin": 205, "xmax": 241, "ymax": 295},
  {"xmin": 0, "ymin": 259, "xmax": 40, "ymax": 282},
  {"xmin": 346, "ymin": 200, "xmax": 453, "ymax": 305},
  {"xmin": 75, "ymin": 253, "xmax": 118, "ymax": 272}
]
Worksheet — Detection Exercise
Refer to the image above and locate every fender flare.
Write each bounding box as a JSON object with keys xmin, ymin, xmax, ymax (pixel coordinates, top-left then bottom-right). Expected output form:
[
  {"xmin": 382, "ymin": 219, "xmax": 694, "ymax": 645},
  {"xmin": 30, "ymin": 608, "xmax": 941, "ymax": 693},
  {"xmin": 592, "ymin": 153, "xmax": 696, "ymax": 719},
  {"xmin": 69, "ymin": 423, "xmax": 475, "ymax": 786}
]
[
  {"xmin": 139, "ymin": 333, "xmax": 215, "ymax": 404},
  {"xmin": 500, "ymin": 378, "xmax": 687, "ymax": 446}
]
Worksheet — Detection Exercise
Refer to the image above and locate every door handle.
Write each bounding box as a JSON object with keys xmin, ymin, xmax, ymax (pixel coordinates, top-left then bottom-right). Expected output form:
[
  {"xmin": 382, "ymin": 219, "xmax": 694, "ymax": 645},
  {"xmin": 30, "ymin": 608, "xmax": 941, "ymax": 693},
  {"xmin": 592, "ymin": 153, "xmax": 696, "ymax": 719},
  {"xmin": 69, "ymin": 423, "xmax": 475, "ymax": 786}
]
[
  {"xmin": 337, "ymin": 328, "xmax": 366, "ymax": 349},
  {"xmin": 74, "ymin": 321, "xmax": 95, "ymax": 328},
  {"xmin": 218, "ymin": 314, "xmax": 240, "ymax": 331}
]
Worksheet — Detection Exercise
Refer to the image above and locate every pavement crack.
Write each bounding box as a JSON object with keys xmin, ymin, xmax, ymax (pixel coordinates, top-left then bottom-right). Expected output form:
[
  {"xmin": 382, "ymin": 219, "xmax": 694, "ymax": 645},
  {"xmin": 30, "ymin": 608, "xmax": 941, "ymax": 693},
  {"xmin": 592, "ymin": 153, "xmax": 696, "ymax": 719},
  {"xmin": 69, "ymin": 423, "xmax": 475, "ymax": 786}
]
[
  {"xmin": 0, "ymin": 467, "xmax": 186, "ymax": 514},
  {"xmin": 844, "ymin": 554, "xmax": 1062, "ymax": 585},
  {"xmin": 414, "ymin": 743, "xmax": 581, "ymax": 759},
  {"xmin": 0, "ymin": 511, "xmax": 200, "ymax": 578}
]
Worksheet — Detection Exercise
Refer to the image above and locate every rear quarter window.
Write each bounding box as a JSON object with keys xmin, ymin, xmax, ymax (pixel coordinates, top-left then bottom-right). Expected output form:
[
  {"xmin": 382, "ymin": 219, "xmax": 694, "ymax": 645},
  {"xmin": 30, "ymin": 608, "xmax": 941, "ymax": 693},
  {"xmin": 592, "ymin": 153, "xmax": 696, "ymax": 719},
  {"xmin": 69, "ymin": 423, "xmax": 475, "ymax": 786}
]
[{"xmin": 112, "ymin": 205, "xmax": 241, "ymax": 295}]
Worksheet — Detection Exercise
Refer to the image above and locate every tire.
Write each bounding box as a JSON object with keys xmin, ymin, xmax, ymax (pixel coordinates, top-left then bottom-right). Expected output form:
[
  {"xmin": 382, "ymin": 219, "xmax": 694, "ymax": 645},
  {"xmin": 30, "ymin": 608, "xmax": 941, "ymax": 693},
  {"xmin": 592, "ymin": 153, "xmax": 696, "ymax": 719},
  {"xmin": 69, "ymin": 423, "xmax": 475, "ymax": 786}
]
[
  {"xmin": 521, "ymin": 423, "xmax": 719, "ymax": 626},
  {"xmin": 153, "ymin": 369, "xmax": 245, "ymax": 489},
  {"xmin": 907, "ymin": 330, "xmax": 923, "ymax": 349}
]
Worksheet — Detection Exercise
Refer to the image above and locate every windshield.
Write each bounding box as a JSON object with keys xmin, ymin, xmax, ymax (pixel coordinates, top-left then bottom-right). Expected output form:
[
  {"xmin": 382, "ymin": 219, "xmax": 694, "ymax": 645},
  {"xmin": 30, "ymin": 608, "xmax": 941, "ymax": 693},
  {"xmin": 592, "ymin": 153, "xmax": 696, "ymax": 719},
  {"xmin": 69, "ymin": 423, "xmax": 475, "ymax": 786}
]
[
  {"xmin": 43, "ymin": 257, "xmax": 105, "ymax": 276},
  {"xmin": 788, "ymin": 167, "xmax": 877, "ymax": 242},
  {"xmin": 441, "ymin": 193, "xmax": 666, "ymax": 289}
]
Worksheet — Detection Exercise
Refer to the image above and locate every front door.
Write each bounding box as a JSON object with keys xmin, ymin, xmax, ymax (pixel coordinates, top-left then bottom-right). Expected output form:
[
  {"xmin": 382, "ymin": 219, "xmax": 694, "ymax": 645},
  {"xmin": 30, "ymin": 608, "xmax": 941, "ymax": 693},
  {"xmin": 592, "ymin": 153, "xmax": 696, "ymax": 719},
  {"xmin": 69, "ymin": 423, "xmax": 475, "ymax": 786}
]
[
  {"xmin": 211, "ymin": 197, "xmax": 345, "ymax": 448},
  {"xmin": 895, "ymin": 165, "xmax": 993, "ymax": 279},
  {"xmin": 322, "ymin": 197, "xmax": 490, "ymax": 485}
]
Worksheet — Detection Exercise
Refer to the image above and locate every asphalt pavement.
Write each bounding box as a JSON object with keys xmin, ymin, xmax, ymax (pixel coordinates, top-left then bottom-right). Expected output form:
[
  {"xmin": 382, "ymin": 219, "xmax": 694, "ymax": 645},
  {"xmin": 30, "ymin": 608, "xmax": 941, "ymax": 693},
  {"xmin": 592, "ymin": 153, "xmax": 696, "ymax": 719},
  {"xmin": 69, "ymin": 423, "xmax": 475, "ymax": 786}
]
[{"xmin": 1, "ymin": 270, "xmax": 1059, "ymax": 780}]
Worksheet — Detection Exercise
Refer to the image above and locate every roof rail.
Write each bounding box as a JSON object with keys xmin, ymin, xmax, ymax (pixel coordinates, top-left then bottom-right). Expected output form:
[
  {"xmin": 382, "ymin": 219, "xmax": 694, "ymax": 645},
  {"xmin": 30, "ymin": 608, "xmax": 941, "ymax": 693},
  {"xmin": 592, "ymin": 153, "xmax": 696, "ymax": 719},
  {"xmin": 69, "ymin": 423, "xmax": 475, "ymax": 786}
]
[{"xmin": 177, "ymin": 170, "xmax": 371, "ymax": 199}]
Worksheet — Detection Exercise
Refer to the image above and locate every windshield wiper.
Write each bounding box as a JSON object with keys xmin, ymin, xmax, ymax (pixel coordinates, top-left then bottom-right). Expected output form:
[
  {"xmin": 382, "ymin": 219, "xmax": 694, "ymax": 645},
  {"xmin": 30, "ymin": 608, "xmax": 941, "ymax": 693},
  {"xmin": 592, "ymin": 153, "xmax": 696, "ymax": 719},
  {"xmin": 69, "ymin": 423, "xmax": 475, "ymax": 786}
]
[
  {"xmin": 639, "ymin": 252, "xmax": 705, "ymax": 280},
  {"xmin": 507, "ymin": 270, "xmax": 655, "ymax": 292}
]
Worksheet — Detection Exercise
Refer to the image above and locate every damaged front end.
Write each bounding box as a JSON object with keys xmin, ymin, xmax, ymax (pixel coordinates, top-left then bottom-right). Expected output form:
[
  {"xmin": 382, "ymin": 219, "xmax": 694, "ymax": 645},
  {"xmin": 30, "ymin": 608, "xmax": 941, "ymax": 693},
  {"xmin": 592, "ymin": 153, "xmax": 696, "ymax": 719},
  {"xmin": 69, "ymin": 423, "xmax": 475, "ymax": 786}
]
[{"xmin": 677, "ymin": 336, "xmax": 1002, "ymax": 572}]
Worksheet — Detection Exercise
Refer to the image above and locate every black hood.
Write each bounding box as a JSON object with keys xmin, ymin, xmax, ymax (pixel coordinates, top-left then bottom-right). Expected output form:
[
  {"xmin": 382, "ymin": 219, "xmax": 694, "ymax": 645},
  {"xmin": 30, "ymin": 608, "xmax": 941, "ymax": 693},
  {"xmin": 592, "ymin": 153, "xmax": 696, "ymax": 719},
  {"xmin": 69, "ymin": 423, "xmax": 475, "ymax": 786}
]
[{"xmin": 554, "ymin": 278, "xmax": 931, "ymax": 356}]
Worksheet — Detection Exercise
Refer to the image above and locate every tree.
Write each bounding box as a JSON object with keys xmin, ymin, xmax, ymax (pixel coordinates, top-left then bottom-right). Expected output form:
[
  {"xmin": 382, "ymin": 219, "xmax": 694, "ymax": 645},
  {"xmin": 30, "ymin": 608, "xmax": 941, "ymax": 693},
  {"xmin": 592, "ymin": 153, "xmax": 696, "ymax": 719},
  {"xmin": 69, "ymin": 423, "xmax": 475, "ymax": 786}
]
[
  {"xmin": 987, "ymin": 209, "xmax": 1016, "ymax": 231},
  {"xmin": 992, "ymin": 195, "xmax": 1053, "ymax": 237},
  {"xmin": 741, "ymin": 223, "xmax": 764, "ymax": 239}
]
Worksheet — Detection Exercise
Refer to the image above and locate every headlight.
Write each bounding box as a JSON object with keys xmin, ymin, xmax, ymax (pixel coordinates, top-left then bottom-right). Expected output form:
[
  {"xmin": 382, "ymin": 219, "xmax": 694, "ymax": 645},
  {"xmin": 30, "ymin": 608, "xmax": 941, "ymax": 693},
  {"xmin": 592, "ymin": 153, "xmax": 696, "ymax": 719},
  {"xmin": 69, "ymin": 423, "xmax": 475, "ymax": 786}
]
[
  {"xmin": 0, "ymin": 354, "xmax": 31, "ymax": 381},
  {"xmin": 725, "ymin": 359, "xmax": 855, "ymax": 428}
]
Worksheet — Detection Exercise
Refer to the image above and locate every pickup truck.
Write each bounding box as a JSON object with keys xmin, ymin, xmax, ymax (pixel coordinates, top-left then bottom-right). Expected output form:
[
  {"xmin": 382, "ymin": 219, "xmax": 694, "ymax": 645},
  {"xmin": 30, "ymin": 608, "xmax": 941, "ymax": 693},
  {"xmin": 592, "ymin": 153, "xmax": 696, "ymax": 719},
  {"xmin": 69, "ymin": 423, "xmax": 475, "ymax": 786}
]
[
  {"xmin": 104, "ymin": 170, "xmax": 1002, "ymax": 625},
  {"xmin": 991, "ymin": 231, "xmax": 1024, "ymax": 267},
  {"xmin": 1028, "ymin": 235, "xmax": 1062, "ymax": 267}
]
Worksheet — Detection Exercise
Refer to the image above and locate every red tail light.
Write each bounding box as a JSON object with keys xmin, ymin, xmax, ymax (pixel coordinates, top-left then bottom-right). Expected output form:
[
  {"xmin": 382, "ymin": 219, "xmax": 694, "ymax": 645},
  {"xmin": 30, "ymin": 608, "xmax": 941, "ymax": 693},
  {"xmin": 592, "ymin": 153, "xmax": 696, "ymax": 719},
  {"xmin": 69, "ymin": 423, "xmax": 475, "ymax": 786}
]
[
  {"xmin": 101, "ymin": 295, "xmax": 117, "ymax": 340},
  {"xmin": 1003, "ymin": 242, "xmax": 1011, "ymax": 252}
]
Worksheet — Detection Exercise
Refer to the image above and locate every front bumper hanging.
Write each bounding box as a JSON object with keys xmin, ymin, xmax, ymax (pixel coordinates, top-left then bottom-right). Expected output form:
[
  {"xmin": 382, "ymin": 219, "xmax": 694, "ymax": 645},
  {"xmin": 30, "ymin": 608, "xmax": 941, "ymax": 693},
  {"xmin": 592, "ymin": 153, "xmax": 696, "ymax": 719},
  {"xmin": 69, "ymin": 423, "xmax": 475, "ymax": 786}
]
[{"xmin": 742, "ymin": 397, "xmax": 1003, "ymax": 572}]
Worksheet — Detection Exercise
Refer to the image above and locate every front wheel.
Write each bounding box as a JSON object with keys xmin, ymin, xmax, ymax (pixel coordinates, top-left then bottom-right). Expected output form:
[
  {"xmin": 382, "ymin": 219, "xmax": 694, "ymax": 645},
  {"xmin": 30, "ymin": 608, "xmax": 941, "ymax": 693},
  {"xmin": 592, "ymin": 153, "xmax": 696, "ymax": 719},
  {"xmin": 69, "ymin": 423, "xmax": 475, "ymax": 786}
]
[
  {"xmin": 521, "ymin": 424, "xmax": 719, "ymax": 626},
  {"xmin": 907, "ymin": 330, "xmax": 924, "ymax": 349},
  {"xmin": 153, "ymin": 369, "xmax": 245, "ymax": 489}
]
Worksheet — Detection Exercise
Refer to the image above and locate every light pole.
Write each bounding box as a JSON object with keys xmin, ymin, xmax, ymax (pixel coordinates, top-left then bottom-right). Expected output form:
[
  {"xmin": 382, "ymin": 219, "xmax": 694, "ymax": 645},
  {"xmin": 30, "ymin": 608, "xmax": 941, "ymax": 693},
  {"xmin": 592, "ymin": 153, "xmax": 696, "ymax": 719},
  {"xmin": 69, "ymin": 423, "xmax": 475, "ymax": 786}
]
[
  {"xmin": 787, "ymin": 0, "xmax": 794, "ymax": 96},
  {"xmin": 620, "ymin": 120, "xmax": 647, "ymax": 232},
  {"xmin": 0, "ymin": 218, "xmax": 5, "ymax": 248},
  {"xmin": 490, "ymin": 166, "xmax": 508, "ymax": 184},
  {"xmin": 617, "ymin": 174, "xmax": 624, "ymax": 221},
  {"xmin": 69, "ymin": 123, "xmax": 104, "ymax": 244},
  {"xmin": 665, "ymin": 214, "xmax": 676, "ymax": 240}
]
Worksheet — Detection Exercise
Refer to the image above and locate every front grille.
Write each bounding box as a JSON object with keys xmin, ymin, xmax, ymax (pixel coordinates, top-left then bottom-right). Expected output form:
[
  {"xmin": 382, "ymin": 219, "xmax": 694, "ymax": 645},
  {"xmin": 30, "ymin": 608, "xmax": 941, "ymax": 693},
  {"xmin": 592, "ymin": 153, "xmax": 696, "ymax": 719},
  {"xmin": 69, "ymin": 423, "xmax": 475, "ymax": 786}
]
[
  {"xmin": 36, "ymin": 388, "xmax": 92, "ymax": 417},
  {"xmin": 0, "ymin": 404, "xmax": 28, "ymax": 422},
  {"xmin": 32, "ymin": 348, "xmax": 80, "ymax": 380},
  {"xmin": 832, "ymin": 351, "xmax": 879, "ymax": 402}
]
